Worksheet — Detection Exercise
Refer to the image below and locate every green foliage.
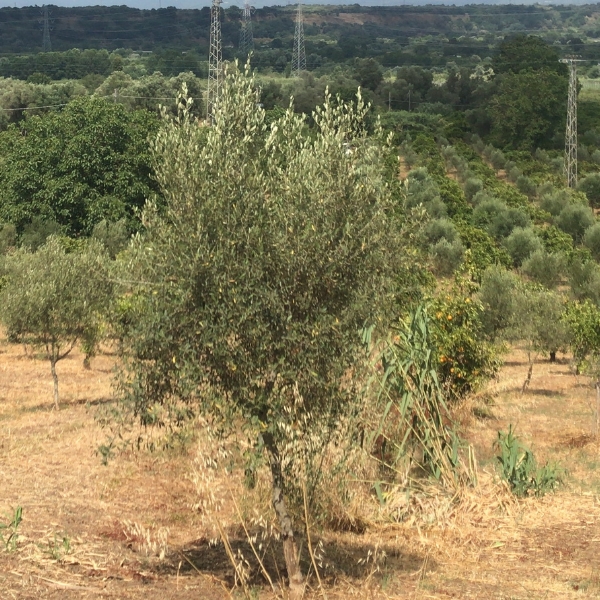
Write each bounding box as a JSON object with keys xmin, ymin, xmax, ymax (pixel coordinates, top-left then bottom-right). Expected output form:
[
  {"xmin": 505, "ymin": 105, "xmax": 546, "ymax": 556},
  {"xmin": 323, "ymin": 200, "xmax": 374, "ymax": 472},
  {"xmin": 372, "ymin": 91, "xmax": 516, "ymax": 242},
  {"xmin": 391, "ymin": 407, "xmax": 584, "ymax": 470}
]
[
  {"xmin": 536, "ymin": 224, "xmax": 574, "ymax": 255},
  {"xmin": 91, "ymin": 219, "xmax": 130, "ymax": 259},
  {"xmin": 583, "ymin": 223, "xmax": 600, "ymax": 261},
  {"xmin": 540, "ymin": 189, "xmax": 569, "ymax": 217},
  {"xmin": 0, "ymin": 506, "xmax": 22, "ymax": 552},
  {"xmin": 454, "ymin": 221, "xmax": 512, "ymax": 274},
  {"xmin": 430, "ymin": 276, "xmax": 502, "ymax": 400},
  {"xmin": 0, "ymin": 96, "xmax": 159, "ymax": 235},
  {"xmin": 424, "ymin": 218, "xmax": 457, "ymax": 245},
  {"xmin": 521, "ymin": 249, "xmax": 565, "ymax": 289},
  {"xmin": 479, "ymin": 265, "xmax": 519, "ymax": 340},
  {"xmin": 489, "ymin": 68, "xmax": 568, "ymax": 150},
  {"xmin": 504, "ymin": 227, "xmax": 543, "ymax": 267},
  {"xmin": 492, "ymin": 36, "xmax": 565, "ymax": 77},
  {"xmin": 577, "ymin": 173, "xmax": 600, "ymax": 208},
  {"xmin": 430, "ymin": 239, "xmax": 464, "ymax": 277},
  {"xmin": 495, "ymin": 426, "xmax": 561, "ymax": 498},
  {"xmin": 115, "ymin": 68, "xmax": 410, "ymax": 535},
  {"xmin": 20, "ymin": 217, "xmax": 61, "ymax": 251},
  {"xmin": 556, "ymin": 203, "xmax": 595, "ymax": 243},
  {"xmin": 510, "ymin": 287, "xmax": 569, "ymax": 360},
  {"xmin": 563, "ymin": 300, "xmax": 600, "ymax": 371},
  {"xmin": 378, "ymin": 305, "xmax": 471, "ymax": 488},
  {"xmin": 0, "ymin": 237, "xmax": 112, "ymax": 407}
]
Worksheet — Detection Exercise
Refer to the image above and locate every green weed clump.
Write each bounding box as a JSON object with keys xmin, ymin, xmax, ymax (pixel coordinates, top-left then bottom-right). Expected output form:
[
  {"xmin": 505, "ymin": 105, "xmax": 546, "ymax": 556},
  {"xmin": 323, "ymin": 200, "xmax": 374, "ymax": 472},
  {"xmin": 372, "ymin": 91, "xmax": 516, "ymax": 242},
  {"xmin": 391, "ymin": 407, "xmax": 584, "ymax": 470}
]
[
  {"xmin": 495, "ymin": 426, "xmax": 562, "ymax": 497},
  {"xmin": 0, "ymin": 506, "xmax": 22, "ymax": 552}
]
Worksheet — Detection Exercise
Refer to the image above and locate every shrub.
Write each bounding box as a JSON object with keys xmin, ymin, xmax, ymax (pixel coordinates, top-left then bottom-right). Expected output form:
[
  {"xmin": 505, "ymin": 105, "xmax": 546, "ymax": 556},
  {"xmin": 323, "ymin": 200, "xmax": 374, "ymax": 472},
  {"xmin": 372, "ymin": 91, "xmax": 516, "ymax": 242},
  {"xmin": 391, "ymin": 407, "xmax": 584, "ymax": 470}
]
[
  {"xmin": 431, "ymin": 278, "xmax": 502, "ymax": 399},
  {"xmin": 424, "ymin": 218, "xmax": 457, "ymax": 244},
  {"xmin": 507, "ymin": 166, "xmax": 522, "ymax": 183},
  {"xmin": 577, "ymin": 173, "xmax": 600, "ymax": 208},
  {"xmin": 496, "ymin": 426, "xmax": 562, "ymax": 497},
  {"xmin": 504, "ymin": 227, "xmax": 543, "ymax": 267},
  {"xmin": 516, "ymin": 175, "xmax": 537, "ymax": 197},
  {"xmin": 583, "ymin": 223, "xmax": 600, "ymax": 261},
  {"xmin": 20, "ymin": 217, "xmax": 61, "ymax": 251},
  {"xmin": 92, "ymin": 219, "xmax": 130, "ymax": 259},
  {"xmin": 536, "ymin": 224, "xmax": 574, "ymax": 255},
  {"xmin": 471, "ymin": 190, "xmax": 496, "ymax": 206},
  {"xmin": 540, "ymin": 189, "xmax": 569, "ymax": 216},
  {"xmin": 479, "ymin": 265, "xmax": 519, "ymax": 339},
  {"xmin": 473, "ymin": 198, "xmax": 507, "ymax": 230},
  {"xmin": 556, "ymin": 203, "xmax": 595, "ymax": 243},
  {"xmin": 431, "ymin": 238, "xmax": 464, "ymax": 276},
  {"xmin": 521, "ymin": 249, "xmax": 564, "ymax": 288},
  {"xmin": 0, "ymin": 223, "xmax": 16, "ymax": 254},
  {"xmin": 488, "ymin": 207, "xmax": 530, "ymax": 240},
  {"xmin": 490, "ymin": 148, "xmax": 506, "ymax": 171},
  {"xmin": 569, "ymin": 258, "xmax": 600, "ymax": 306},
  {"xmin": 464, "ymin": 177, "xmax": 483, "ymax": 201}
]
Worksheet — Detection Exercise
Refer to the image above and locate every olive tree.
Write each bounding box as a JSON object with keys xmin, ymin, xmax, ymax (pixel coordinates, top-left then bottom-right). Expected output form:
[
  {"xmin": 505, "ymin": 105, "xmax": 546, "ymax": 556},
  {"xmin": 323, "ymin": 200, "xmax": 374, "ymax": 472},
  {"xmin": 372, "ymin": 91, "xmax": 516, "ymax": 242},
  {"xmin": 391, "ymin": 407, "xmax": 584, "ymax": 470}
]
[
  {"xmin": 117, "ymin": 70, "xmax": 404, "ymax": 591},
  {"xmin": 0, "ymin": 237, "xmax": 112, "ymax": 408}
]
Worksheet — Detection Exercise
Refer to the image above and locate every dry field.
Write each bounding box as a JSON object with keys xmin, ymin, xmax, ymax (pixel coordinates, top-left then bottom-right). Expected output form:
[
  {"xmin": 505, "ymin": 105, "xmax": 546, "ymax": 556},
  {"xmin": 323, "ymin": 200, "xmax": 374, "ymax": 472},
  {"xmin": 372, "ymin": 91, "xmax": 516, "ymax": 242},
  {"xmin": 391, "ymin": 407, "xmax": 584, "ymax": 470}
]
[{"xmin": 1, "ymin": 336, "xmax": 600, "ymax": 599}]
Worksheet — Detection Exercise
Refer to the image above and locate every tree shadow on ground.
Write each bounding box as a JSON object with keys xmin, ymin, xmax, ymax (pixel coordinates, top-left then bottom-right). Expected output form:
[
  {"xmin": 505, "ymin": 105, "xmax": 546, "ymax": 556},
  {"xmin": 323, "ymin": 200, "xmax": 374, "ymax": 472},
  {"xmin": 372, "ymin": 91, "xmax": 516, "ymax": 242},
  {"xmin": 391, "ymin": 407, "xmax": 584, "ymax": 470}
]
[{"xmin": 169, "ymin": 529, "xmax": 431, "ymax": 590}]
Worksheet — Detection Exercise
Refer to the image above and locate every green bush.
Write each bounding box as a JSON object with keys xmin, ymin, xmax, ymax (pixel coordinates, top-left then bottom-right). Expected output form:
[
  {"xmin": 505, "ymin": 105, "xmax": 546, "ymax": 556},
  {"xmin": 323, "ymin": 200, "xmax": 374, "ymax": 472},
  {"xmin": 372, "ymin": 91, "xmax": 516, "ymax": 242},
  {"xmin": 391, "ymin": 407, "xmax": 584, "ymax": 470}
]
[
  {"xmin": 540, "ymin": 190, "xmax": 569, "ymax": 217},
  {"xmin": 478, "ymin": 265, "xmax": 519, "ymax": 339},
  {"xmin": 556, "ymin": 203, "xmax": 595, "ymax": 243},
  {"xmin": 430, "ymin": 239, "xmax": 464, "ymax": 276},
  {"xmin": 455, "ymin": 221, "xmax": 512, "ymax": 274},
  {"xmin": 431, "ymin": 279, "xmax": 502, "ymax": 400},
  {"xmin": 516, "ymin": 175, "xmax": 537, "ymax": 197},
  {"xmin": 536, "ymin": 224, "xmax": 574, "ymax": 255},
  {"xmin": 20, "ymin": 217, "xmax": 61, "ymax": 251},
  {"xmin": 577, "ymin": 173, "xmax": 600, "ymax": 208},
  {"xmin": 488, "ymin": 207, "xmax": 530, "ymax": 240},
  {"xmin": 473, "ymin": 197, "xmax": 507, "ymax": 230},
  {"xmin": 521, "ymin": 249, "xmax": 565, "ymax": 288},
  {"xmin": 583, "ymin": 222, "xmax": 600, "ymax": 261},
  {"xmin": 464, "ymin": 177, "xmax": 483, "ymax": 201},
  {"xmin": 496, "ymin": 426, "xmax": 562, "ymax": 498},
  {"xmin": 504, "ymin": 227, "xmax": 543, "ymax": 267},
  {"xmin": 424, "ymin": 218, "xmax": 457, "ymax": 245}
]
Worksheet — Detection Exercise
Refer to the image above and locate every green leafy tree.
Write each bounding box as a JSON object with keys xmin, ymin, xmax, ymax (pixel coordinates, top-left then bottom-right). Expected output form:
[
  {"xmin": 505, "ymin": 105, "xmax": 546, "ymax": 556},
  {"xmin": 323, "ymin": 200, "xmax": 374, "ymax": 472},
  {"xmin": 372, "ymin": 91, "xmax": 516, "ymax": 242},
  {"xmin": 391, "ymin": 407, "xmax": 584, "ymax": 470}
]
[
  {"xmin": 489, "ymin": 69, "xmax": 568, "ymax": 150},
  {"xmin": 0, "ymin": 237, "xmax": 112, "ymax": 408},
  {"xmin": 504, "ymin": 227, "xmax": 543, "ymax": 267},
  {"xmin": 510, "ymin": 287, "xmax": 569, "ymax": 390},
  {"xmin": 556, "ymin": 203, "xmax": 595, "ymax": 243},
  {"xmin": 0, "ymin": 96, "xmax": 159, "ymax": 235},
  {"xmin": 522, "ymin": 249, "xmax": 565, "ymax": 289},
  {"xmin": 116, "ymin": 68, "xmax": 407, "ymax": 590},
  {"xmin": 479, "ymin": 265, "xmax": 519, "ymax": 339},
  {"xmin": 577, "ymin": 173, "xmax": 600, "ymax": 208}
]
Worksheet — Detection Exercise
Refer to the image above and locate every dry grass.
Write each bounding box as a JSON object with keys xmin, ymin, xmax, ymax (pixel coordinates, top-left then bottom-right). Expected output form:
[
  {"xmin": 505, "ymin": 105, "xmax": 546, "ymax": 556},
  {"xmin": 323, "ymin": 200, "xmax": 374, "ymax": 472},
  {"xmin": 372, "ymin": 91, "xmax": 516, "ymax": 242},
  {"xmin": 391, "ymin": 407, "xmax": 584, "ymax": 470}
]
[{"xmin": 1, "ymin": 339, "xmax": 600, "ymax": 599}]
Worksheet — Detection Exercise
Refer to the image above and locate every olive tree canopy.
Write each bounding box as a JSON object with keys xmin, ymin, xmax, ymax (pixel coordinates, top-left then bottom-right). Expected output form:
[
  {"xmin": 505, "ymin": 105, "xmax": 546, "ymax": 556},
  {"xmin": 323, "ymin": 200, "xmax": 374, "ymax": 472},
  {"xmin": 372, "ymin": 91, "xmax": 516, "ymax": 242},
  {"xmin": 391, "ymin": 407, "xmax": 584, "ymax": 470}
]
[{"xmin": 117, "ymin": 68, "xmax": 408, "ymax": 590}]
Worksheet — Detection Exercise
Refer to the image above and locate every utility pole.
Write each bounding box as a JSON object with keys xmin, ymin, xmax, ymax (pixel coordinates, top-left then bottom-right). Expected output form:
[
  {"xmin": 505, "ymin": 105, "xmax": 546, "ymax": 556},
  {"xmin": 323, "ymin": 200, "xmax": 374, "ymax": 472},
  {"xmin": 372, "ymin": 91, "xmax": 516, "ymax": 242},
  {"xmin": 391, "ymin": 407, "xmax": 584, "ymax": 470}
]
[
  {"xmin": 561, "ymin": 58, "xmax": 583, "ymax": 188},
  {"xmin": 207, "ymin": 0, "xmax": 222, "ymax": 124},
  {"xmin": 42, "ymin": 5, "xmax": 51, "ymax": 52},
  {"xmin": 239, "ymin": 0, "xmax": 254, "ymax": 57},
  {"xmin": 291, "ymin": 1, "xmax": 306, "ymax": 77}
]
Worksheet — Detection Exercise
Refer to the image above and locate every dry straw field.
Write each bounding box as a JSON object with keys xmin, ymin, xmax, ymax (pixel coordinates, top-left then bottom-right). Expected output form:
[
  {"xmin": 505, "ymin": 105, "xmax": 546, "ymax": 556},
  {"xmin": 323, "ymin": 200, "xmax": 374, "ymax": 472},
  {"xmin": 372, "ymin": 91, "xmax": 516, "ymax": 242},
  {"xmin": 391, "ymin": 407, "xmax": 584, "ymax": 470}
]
[{"xmin": 1, "ymin": 335, "xmax": 600, "ymax": 599}]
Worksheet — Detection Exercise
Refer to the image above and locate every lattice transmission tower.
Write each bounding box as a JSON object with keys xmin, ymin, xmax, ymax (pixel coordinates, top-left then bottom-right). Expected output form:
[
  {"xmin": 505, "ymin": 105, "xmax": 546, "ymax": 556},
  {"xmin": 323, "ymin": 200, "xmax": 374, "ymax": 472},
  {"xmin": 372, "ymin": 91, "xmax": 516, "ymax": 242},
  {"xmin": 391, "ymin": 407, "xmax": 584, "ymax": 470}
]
[
  {"xmin": 239, "ymin": 1, "xmax": 254, "ymax": 57},
  {"xmin": 291, "ymin": 1, "xmax": 306, "ymax": 77},
  {"xmin": 562, "ymin": 58, "xmax": 583, "ymax": 188},
  {"xmin": 42, "ymin": 5, "xmax": 51, "ymax": 52},
  {"xmin": 207, "ymin": 0, "xmax": 223, "ymax": 124}
]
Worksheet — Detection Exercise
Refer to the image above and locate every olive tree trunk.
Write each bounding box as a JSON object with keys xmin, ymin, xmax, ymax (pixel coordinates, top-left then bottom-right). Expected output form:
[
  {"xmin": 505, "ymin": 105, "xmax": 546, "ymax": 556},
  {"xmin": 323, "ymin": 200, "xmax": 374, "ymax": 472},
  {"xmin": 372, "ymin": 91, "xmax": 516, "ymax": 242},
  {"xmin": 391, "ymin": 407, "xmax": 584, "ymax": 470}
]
[
  {"xmin": 263, "ymin": 433, "xmax": 304, "ymax": 595},
  {"xmin": 50, "ymin": 357, "xmax": 59, "ymax": 410}
]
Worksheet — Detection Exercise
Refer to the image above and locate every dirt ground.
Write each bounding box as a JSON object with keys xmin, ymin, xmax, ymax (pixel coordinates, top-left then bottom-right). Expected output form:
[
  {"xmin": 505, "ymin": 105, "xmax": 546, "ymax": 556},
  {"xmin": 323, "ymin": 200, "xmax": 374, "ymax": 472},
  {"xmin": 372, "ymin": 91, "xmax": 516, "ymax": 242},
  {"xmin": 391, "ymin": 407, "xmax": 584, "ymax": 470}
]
[{"xmin": 1, "ymin": 338, "xmax": 600, "ymax": 599}]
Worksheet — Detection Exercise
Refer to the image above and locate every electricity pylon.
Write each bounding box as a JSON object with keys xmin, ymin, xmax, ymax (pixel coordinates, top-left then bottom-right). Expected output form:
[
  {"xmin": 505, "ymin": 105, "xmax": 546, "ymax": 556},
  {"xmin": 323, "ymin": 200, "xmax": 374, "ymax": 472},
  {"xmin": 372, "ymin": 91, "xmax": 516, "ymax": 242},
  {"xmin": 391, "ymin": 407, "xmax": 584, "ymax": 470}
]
[
  {"xmin": 561, "ymin": 58, "xmax": 583, "ymax": 188},
  {"xmin": 207, "ymin": 0, "xmax": 223, "ymax": 124},
  {"xmin": 239, "ymin": 1, "xmax": 254, "ymax": 57},
  {"xmin": 291, "ymin": 1, "xmax": 306, "ymax": 77},
  {"xmin": 42, "ymin": 5, "xmax": 51, "ymax": 52}
]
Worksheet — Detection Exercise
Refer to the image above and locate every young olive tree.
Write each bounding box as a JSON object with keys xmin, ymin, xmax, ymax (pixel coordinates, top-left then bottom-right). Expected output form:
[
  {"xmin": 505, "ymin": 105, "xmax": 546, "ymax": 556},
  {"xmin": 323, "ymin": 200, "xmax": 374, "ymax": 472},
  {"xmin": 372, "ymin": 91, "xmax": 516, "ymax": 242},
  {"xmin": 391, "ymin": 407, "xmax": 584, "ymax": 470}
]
[
  {"xmin": 118, "ymin": 69, "xmax": 404, "ymax": 590},
  {"xmin": 0, "ymin": 237, "xmax": 112, "ymax": 408}
]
